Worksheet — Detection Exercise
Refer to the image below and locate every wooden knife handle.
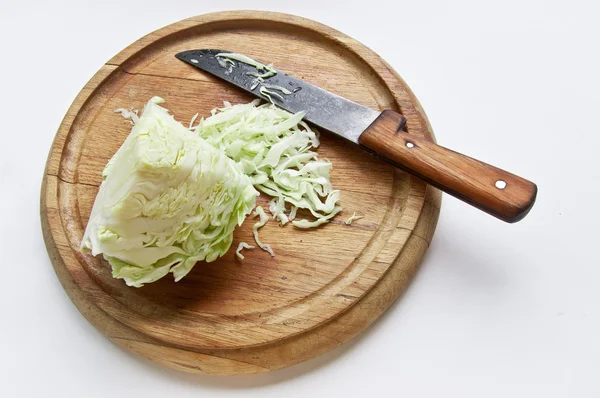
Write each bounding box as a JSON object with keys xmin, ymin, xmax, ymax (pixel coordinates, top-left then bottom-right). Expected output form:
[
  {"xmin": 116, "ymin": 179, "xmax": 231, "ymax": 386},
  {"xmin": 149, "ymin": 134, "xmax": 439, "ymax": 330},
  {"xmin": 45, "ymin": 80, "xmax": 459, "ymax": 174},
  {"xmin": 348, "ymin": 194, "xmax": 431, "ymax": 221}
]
[{"xmin": 358, "ymin": 110, "xmax": 537, "ymax": 223}]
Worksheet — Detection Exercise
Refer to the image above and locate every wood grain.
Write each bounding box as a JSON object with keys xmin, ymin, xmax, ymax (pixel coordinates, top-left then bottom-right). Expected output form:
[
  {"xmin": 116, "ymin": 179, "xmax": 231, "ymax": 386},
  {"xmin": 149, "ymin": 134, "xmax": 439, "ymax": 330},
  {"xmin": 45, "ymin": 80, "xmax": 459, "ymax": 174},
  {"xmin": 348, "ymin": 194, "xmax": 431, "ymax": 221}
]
[
  {"xmin": 359, "ymin": 110, "xmax": 537, "ymax": 222},
  {"xmin": 41, "ymin": 11, "xmax": 440, "ymax": 374}
]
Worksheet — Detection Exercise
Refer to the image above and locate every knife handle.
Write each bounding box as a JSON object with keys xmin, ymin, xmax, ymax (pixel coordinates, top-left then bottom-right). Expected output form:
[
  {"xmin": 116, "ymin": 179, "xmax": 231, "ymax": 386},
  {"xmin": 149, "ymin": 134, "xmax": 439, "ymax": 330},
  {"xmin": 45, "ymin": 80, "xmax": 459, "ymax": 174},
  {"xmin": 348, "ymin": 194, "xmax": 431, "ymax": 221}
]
[{"xmin": 358, "ymin": 110, "xmax": 537, "ymax": 223}]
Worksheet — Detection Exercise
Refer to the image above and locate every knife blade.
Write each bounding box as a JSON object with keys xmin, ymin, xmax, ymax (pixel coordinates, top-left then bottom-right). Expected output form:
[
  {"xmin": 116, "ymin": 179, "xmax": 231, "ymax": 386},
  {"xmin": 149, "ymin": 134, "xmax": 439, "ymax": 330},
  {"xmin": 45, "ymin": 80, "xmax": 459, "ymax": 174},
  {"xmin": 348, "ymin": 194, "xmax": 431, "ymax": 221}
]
[
  {"xmin": 175, "ymin": 49, "xmax": 384, "ymax": 144},
  {"xmin": 175, "ymin": 49, "xmax": 537, "ymax": 223}
]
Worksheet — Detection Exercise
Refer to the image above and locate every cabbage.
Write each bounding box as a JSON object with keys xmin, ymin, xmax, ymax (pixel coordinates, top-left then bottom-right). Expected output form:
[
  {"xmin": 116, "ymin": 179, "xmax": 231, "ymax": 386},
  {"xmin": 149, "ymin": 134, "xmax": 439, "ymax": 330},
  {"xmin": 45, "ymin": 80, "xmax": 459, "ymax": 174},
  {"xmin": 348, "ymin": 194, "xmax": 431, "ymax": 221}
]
[
  {"xmin": 252, "ymin": 206, "xmax": 274, "ymax": 256},
  {"xmin": 235, "ymin": 242, "xmax": 255, "ymax": 260},
  {"xmin": 193, "ymin": 100, "xmax": 341, "ymax": 228},
  {"xmin": 214, "ymin": 53, "xmax": 278, "ymax": 96},
  {"xmin": 81, "ymin": 97, "xmax": 258, "ymax": 287},
  {"xmin": 345, "ymin": 213, "xmax": 363, "ymax": 225}
]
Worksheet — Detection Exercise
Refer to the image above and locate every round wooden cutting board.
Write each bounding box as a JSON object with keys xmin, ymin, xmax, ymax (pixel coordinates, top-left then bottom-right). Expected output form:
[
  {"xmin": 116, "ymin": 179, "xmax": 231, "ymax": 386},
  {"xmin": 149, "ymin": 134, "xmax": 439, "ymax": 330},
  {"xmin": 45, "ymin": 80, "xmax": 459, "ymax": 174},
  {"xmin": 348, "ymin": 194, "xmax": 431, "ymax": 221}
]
[{"xmin": 41, "ymin": 11, "xmax": 441, "ymax": 375}]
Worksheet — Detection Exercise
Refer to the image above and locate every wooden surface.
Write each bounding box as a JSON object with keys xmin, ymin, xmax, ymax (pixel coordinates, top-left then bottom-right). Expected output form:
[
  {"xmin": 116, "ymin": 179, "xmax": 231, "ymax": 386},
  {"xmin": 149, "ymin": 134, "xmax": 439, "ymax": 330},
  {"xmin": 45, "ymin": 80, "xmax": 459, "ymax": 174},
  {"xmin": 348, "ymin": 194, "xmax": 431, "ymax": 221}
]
[
  {"xmin": 41, "ymin": 11, "xmax": 441, "ymax": 375},
  {"xmin": 359, "ymin": 110, "xmax": 537, "ymax": 222}
]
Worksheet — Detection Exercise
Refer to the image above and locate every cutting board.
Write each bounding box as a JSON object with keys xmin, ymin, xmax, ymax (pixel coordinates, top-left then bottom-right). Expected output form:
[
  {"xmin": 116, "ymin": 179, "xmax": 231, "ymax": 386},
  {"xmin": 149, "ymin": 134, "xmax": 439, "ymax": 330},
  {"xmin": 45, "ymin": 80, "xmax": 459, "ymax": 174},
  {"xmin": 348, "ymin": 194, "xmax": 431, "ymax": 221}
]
[{"xmin": 41, "ymin": 11, "xmax": 440, "ymax": 375}]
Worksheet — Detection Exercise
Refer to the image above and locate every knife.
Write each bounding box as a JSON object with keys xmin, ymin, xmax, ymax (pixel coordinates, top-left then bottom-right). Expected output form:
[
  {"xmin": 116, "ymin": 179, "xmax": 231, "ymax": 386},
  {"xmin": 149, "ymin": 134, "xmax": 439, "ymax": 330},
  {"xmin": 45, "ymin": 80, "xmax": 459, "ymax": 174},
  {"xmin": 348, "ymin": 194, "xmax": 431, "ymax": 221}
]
[{"xmin": 175, "ymin": 49, "xmax": 537, "ymax": 223}]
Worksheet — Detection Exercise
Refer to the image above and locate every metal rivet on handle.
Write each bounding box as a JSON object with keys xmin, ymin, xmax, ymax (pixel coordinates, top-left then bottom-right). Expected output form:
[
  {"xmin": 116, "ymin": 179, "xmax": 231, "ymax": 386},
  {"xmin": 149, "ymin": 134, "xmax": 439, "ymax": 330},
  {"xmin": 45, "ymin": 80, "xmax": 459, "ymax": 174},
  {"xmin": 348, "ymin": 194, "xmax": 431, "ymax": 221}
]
[
  {"xmin": 406, "ymin": 142, "xmax": 415, "ymax": 148},
  {"xmin": 495, "ymin": 180, "xmax": 507, "ymax": 189}
]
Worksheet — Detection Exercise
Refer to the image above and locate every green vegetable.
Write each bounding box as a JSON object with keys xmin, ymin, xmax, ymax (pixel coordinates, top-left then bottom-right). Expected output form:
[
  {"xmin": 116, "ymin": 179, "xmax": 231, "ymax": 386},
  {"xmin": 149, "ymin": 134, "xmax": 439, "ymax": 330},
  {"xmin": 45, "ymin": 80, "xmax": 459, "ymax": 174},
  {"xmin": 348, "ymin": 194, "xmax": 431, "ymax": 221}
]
[
  {"xmin": 344, "ymin": 212, "xmax": 364, "ymax": 225},
  {"xmin": 215, "ymin": 53, "xmax": 283, "ymax": 103},
  {"xmin": 252, "ymin": 206, "xmax": 274, "ymax": 256},
  {"xmin": 262, "ymin": 83, "xmax": 292, "ymax": 95},
  {"xmin": 193, "ymin": 101, "xmax": 341, "ymax": 228},
  {"xmin": 293, "ymin": 206, "xmax": 342, "ymax": 228},
  {"xmin": 215, "ymin": 53, "xmax": 277, "ymax": 73},
  {"xmin": 235, "ymin": 242, "xmax": 255, "ymax": 260},
  {"xmin": 259, "ymin": 86, "xmax": 284, "ymax": 103},
  {"xmin": 216, "ymin": 52, "xmax": 276, "ymax": 78},
  {"xmin": 81, "ymin": 97, "xmax": 258, "ymax": 287}
]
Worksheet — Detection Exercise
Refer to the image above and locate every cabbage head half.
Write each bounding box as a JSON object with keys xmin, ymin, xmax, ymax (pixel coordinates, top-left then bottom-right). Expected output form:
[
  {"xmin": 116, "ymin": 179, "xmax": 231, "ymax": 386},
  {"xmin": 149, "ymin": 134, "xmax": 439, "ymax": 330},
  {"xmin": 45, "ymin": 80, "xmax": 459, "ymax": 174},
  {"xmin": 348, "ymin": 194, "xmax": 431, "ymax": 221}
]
[{"xmin": 81, "ymin": 97, "xmax": 258, "ymax": 287}]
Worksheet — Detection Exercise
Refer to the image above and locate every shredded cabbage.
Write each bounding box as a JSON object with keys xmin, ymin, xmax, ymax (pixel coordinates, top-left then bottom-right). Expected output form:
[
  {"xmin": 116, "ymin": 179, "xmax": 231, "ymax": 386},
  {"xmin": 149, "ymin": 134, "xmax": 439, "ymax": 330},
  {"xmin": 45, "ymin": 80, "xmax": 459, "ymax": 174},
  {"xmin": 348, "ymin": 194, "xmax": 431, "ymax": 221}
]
[
  {"xmin": 216, "ymin": 52, "xmax": 274, "ymax": 73},
  {"xmin": 259, "ymin": 86, "xmax": 284, "ymax": 103},
  {"xmin": 193, "ymin": 101, "xmax": 341, "ymax": 228},
  {"xmin": 289, "ymin": 205, "xmax": 298, "ymax": 221},
  {"xmin": 345, "ymin": 212, "xmax": 364, "ymax": 225},
  {"xmin": 235, "ymin": 242, "xmax": 255, "ymax": 260},
  {"xmin": 215, "ymin": 53, "xmax": 283, "ymax": 103},
  {"xmin": 293, "ymin": 206, "xmax": 342, "ymax": 228},
  {"xmin": 81, "ymin": 97, "xmax": 258, "ymax": 287},
  {"xmin": 252, "ymin": 206, "xmax": 274, "ymax": 256},
  {"xmin": 114, "ymin": 107, "xmax": 139, "ymax": 124},
  {"xmin": 262, "ymin": 84, "xmax": 292, "ymax": 95}
]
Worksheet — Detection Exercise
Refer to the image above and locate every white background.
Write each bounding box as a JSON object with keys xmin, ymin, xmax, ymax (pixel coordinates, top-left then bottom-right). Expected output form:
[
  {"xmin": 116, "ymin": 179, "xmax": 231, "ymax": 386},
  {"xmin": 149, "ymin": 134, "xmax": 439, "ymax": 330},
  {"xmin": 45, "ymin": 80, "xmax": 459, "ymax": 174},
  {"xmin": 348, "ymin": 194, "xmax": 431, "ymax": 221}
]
[{"xmin": 1, "ymin": 0, "xmax": 598, "ymax": 396}]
